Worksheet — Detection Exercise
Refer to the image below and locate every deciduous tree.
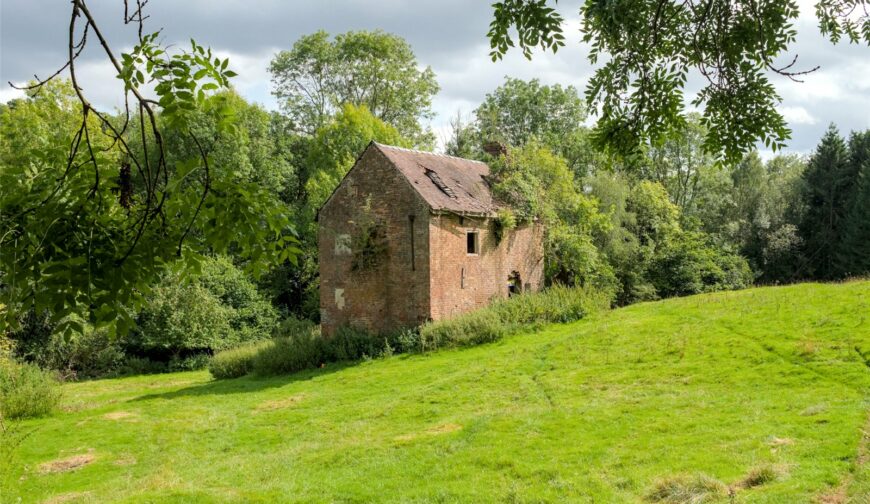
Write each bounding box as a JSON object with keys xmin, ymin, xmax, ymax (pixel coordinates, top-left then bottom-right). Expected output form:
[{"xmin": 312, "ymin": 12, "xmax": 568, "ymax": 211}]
[
  {"xmin": 487, "ymin": 0, "xmax": 870, "ymax": 163},
  {"xmin": 269, "ymin": 30, "xmax": 439, "ymax": 143},
  {"xmin": 0, "ymin": 1, "xmax": 298, "ymax": 336}
]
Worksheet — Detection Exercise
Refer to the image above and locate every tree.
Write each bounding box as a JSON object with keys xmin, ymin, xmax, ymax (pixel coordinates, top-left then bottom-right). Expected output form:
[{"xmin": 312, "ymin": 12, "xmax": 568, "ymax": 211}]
[
  {"xmin": 476, "ymin": 78, "xmax": 586, "ymax": 147},
  {"xmin": 130, "ymin": 256, "xmax": 278, "ymax": 358},
  {"xmin": 798, "ymin": 125, "xmax": 855, "ymax": 279},
  {"xmin": 163, "ymin": 91, "xmax": 299, "ymax": 199},
  {"xmin": 588, "ymin": 174, "xmax": 751, "ymax": 303},
  {"xmin": 0, "ymin": 1, "xmax": 298, "ymax": 336},
  {"xmin": 646, "ymin": 114, "xmax": 714, "ymax": 211},
  {"xmin": 678, "ymin": 151, "xmax": 806, "ymax": 281},
  {"xmin": 487, "ymin": 0, "xmax": 870, "ymax": 163},
  {"xmin": 269, "ymin": 30, "xmax": 439, "ymax": 143},
  {"xmin": 443, "ymin": 110, "xmax": 480, "ymax": 160},
  {"xmin": 837, "ymin": 130, "xmax": 870, "ymax": 276},
  {"xmin": 473, "ymin": 78, "xmax": 596, "ymax": 175},
  {"xmin": 304, "ymin": 104, "xmax": 408, "ymax": 218}
]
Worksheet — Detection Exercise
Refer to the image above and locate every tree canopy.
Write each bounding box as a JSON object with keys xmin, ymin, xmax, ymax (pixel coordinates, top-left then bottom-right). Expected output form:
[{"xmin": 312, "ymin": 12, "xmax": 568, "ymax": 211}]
[
  {"xmin": 0, "ymin": 1, "xmax": 299, "ymax": 336},
  {"xmin": 476, "ymin": 77, "xmax": 587, "ymax": 148},
  {"xmin": 269, "ymin": 30, "xmax": 440, "ymax": 143},
  {"xmin": 487, "ymin": 0, "xmax": 870, "ymax": 163}
]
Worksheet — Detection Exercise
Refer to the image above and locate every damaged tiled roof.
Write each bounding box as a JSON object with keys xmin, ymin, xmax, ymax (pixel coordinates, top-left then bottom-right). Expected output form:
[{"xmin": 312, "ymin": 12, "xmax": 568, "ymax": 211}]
[{"xmin": 372, "ymin": 142, "xmax": 498, "ymax": 216}]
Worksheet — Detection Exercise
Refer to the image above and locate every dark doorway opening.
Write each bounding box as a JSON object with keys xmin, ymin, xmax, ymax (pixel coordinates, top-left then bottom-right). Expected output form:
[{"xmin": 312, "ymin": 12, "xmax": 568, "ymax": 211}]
[{"xmin": 508, "ymin": 271, "xmax": 522, "ymax": 296}]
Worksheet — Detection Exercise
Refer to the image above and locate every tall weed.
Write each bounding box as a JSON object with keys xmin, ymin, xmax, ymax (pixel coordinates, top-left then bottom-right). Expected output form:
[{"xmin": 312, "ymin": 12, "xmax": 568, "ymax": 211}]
[
  {"xmin": 420, "ymin": 285, "xmax": 609, "ymax": 351},
  {"xmin": 0, "ymin": 359, "xmax": 61, "ymax": 420}
]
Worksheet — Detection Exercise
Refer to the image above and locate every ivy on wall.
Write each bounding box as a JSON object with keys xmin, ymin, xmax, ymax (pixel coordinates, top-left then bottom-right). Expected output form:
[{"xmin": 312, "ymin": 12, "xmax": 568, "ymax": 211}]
[{"xmin": 351, "ymin": 197, "xmax": 388, "ymax": 272}]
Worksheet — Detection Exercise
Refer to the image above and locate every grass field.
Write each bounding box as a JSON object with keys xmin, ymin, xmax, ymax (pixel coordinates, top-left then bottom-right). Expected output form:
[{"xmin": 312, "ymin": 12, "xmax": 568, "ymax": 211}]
[{"xmin": 3, "ymin": 281, "xmax": 870, "ymax": 503}]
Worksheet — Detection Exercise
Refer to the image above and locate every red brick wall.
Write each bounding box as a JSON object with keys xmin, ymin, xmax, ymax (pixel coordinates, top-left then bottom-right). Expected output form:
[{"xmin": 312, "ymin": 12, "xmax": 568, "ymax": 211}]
[
  {"xmin": 318, "ymin": 147, "xmax": 431, "ymax": 336},
  {"xmin": 428, "ymin": 214, "xmax": 545, "ymax": 320}
]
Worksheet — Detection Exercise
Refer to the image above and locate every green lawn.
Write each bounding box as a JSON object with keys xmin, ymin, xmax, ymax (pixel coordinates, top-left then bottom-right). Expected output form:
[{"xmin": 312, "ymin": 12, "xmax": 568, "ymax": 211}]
[{"xmin": 4, "ymin": 281, "xmax": 870, "ymax": 503}]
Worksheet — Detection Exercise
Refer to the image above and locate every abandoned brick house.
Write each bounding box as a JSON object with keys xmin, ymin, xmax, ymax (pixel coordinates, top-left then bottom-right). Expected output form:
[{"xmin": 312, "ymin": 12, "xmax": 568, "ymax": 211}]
[{"xmin": 317, "ymin": 141, "xmax": 544, "ymax": 336}]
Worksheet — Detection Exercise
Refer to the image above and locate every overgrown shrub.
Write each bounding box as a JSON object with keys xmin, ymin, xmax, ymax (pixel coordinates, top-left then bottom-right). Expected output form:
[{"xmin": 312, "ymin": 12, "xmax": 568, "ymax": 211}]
[
  {"xmin": 8, "ymin": 312, "xmax": 125, "ymax": 380},
  {"xmin": 419, "ymin": 309, "xmax": 506, "ymax": 350},
  {"xmin": 7, "ymin": 310, "xmax": 54, "ymax": 365},
  {"xmin": 326, "ymin": 325, "xmax": 386, "ymax": 361},
  {"xmin": 249, "ymin": 323, "xmax": 393, "ymax": 377},
  {"xmin": 391, "ymin": 327, "xmax": 422, "ymax": 354},
  {"xmin": 168, "ymin": 354, "xmax": 211, "ymax": 372},
  {"xmin": 210, "ymin": 340, "xmax": 271, "ymax": 379},
  {"xmin": 252, "ymin": 334, "xmax": 326, "ymax": 376},
  {"xmin": 133, "ymin": 281, "xmax": 234, "ymax": 354},
  {"xmin": 129, "ymin": 256, "xmax": 278, "ymax": 358},
  {"xmin": 117, "ymin": 357, "xmax": 168, "ymax": 376},
  {"xmin": 419, "ymin": 285, "xmax": 611, "ymax": 351},
  {"xmin": 274, "ymin": 317, "xmax": 317, "ymax": 339},
  {"xmin": 0, "ymin": 359, "xmax": 61, "ymax": 420},
  {"xmin": 46, "ymin": 327, "xmax": 125, "ymax": 380}
]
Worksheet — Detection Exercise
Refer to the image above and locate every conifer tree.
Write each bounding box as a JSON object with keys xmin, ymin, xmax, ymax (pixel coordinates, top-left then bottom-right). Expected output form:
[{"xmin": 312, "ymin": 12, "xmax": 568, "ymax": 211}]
[
  {"xmin": 837, "ymin": 131, "xmax": 870, "ymax": 276},
  {"xmin": 798, "ymin": 125, "xmax": 853, "ymax": 279}
]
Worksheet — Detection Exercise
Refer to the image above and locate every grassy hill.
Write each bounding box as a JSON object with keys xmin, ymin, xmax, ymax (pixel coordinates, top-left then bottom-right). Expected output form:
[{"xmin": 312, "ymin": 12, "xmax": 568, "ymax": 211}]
[{"xmin": 4, "ymin": 281, "xmax": 870, "ymax": 503}]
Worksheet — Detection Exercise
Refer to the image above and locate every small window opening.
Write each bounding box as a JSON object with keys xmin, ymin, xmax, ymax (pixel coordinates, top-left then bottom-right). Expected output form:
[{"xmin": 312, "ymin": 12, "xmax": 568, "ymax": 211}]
[
  {"xmin": 508, "ymin": 271, "xmax": 522, "ymax": 297},
  {"xmin": 466, "ymin": 231, "xmax": 479, "ymax": 254},
  {"xmin": 461, "ymin": 267, "xmax": 466, "ymax": 289}
]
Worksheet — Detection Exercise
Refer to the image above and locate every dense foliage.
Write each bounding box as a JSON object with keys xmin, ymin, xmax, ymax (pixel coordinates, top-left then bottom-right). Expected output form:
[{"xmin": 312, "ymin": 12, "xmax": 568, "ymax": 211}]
[
  {"xmin": 209, "ymin": 284, "xmax": 610, "ymax": 380},
  {"xmin": 418, "ymin": 284, "xmax": 610, "ymax": 350},
  {"xmin": 487, "ymin": 0, "xmax": 870, "ymax": 164},
  {"xmin": 209, "ymin": 340, "xmax": 272, "ymax": 380},
  {"xmin": 0, "ymin": 32, "xmax": 296, "ymax": 337},
  {"xmin": 130, "ymin": 256, "xmax": 278, "ymax": 359},
  {"xmin": 269, "ymin": 30, "xmax": 439, "ymax": 143}
]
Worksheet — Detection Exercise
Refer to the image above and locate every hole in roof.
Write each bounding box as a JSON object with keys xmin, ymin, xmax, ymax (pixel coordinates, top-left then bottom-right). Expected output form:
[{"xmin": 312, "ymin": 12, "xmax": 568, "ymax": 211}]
[{"xmin": 424, "ymin": 167, "xmax": 457, "ymax": 199}]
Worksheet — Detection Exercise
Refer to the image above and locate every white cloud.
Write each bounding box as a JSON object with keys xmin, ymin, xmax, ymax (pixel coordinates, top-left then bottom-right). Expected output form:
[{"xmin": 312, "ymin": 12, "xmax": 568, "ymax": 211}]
[
  {"xmin": 213, "ymin": 48, "xmax": 277, "ymax": 109},
  {"xmin": 780, "ymin": 106, "xmax": 817, "ymax": 125},
  {"xmin": 0, "ymin": 84, "xmax": 24, "ymax": 102}
]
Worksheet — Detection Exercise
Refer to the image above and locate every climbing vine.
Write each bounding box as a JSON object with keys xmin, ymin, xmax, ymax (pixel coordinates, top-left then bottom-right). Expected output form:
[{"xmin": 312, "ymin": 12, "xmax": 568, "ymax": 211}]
[{"xmin": 351, "ymin": 198, "xmax": 388, "ymax": 272}]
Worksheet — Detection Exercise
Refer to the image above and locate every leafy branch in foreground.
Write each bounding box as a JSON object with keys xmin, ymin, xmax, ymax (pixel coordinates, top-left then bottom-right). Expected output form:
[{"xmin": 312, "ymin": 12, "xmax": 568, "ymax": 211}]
[
  {"xmin": 0, "ymin": 0, "xmax": 299, "ymax": 336},
  {"xmin": 487, "ymin": 0, "xmax": 870, "ymax": 164}
]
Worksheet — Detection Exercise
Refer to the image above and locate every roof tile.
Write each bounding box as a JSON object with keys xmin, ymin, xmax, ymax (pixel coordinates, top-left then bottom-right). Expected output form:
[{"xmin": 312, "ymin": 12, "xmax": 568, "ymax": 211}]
[{"xmin": 373, "ymin": 142, "xmax": 497, "ymax": 216}]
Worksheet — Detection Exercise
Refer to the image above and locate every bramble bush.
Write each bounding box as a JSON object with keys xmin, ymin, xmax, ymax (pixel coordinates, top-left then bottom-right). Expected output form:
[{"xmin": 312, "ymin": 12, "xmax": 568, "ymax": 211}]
[{"xmin": 0, "ymin": 358, "xmax": 61, "ymax": 420}]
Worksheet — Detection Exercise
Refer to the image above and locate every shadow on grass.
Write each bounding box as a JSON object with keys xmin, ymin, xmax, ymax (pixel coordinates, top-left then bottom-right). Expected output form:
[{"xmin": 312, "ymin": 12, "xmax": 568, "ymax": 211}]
[{"xmin": 128, "ymin": 361, "xmax": 358, "ymax": 402}]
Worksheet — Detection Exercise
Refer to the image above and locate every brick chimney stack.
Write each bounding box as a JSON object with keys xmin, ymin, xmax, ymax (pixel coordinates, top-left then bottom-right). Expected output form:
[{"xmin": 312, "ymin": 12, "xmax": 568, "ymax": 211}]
[{"xmin": 482, "ymin": 141, "xmax": 507, "ymax": 157}]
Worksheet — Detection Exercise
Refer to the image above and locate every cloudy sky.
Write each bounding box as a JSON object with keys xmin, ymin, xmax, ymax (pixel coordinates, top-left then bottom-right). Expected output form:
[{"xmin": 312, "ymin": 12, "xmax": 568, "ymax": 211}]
[{"xmin": 2, "ymin": 0, "xmax": 868, "ymax": 156}]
